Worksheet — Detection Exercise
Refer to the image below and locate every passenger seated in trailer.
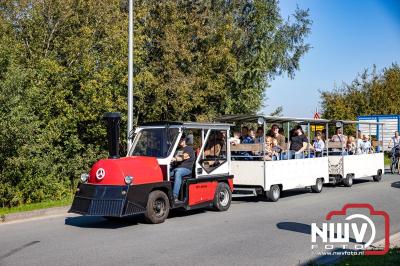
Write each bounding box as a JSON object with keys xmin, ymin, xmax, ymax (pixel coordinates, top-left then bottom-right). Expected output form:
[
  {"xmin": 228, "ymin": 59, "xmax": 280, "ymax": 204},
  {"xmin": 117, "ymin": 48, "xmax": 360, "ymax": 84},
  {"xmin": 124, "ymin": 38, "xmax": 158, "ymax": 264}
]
[
  {"xmin": 229, "ymin": 131, "xmax": 241, "ymax": 145},
  {"xmin": 355, "ymin": 130, "xmax": 363, "ymax": 154},
  {"xmin": 331, "ymin": 128, "xmax": 347, "ymax": 154},
  {"xmin": 360, "ymin": 135, "xmax": 372, "ymax": 154},
  {"xmin": 311, "ymin": 131, "xmax": 324, "ymax": 157},
  {"xmin": 237, "ymin": 126, "xmax": 254, "ymax": 160},
  {"xmin": 270, "ymin": 124, "xmax": 286, "ymax": 147},
  {"xmin": 289, "ymin": 125, "xmax": 309, "ymax": 159},
  {"xmin": 331, "ymin": 127, "xmax": 347, "ymax": 143},
  {"xmin": 249, "ymin": 128, "xmax": 256, "ymax": 141},
  {"xmin": 264, "ymin": 136, "xmax": 279, "ymax": 161},
  {"xmin": 170, "ymin": 134, "xmax": 196, "ymax": 203},
  {"xmin": 279, "ymin": 127, "xmax": 288, "ymax": 142},
  {"xmin": 346, "ymin": 136, "xmax": 356, "ymax": 155},
  {"xmin": 271, "ymin": 138, "xmax": 282, "ymax": 159},
  {"xmin": 240, "ymin": 126, "xmax": 254, "ymax": 144},
  {"xmin": 255, "ymin": 127, "xmax": 264, "ymax": 143},
  {"xmin": 321, "ymin": 129, "xmax": 327, "ymax": 141}
]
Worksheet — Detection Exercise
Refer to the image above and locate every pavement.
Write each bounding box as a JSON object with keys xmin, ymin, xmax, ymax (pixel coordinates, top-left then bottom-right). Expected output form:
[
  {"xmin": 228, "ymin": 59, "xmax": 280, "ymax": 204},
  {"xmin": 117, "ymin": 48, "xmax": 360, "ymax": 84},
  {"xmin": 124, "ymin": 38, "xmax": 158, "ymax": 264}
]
[
  {"xmin": 0, "ymin": 173, "xmax": 400, "ymax": 266},
  {"xmin": 0, "ymin": 206, "xmax": 70, "ymax": 224}
]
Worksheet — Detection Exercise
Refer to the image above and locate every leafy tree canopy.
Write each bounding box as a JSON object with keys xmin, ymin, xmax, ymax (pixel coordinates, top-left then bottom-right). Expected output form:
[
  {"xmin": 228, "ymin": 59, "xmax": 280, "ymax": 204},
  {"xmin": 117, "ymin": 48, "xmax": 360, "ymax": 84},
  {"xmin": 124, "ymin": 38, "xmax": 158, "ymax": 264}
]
[
  {"xmin": 321, "ymin": 64, "xmax": 400, "ymax": 120},
  {"xmin": 0, "ymin": 0, "xmax": 311, "ymax": 206}
]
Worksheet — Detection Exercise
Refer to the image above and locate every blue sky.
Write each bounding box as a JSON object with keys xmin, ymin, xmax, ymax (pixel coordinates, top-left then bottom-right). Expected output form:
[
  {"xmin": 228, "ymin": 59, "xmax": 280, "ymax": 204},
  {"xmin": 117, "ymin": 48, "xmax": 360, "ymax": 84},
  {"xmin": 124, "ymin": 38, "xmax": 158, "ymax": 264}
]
[{"xmin": 262, "ymin": 0, "xmax": 400, "ymax": 117}]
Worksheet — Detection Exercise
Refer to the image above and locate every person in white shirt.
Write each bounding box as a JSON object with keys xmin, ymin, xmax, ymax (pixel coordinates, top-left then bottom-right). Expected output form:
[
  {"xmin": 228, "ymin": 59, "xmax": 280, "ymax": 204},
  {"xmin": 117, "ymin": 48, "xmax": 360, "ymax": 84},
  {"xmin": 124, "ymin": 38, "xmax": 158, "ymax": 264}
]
[
  {"xmin": 331, "ymin": 127, "xmax": 347, "ymax": 154},
  {"xmin": 331, "ymin": 128, "xmax": 347, "ymax": 143},
  {"xmin": 311, "ymin": 131, "xmax": 325, "ymax": 157},
  {"xmin": 388, "ymin": 131, "xmax": 400, "ymax": 162},
  {"xmin": 355, "ymin": 130, "xmax": 363, "ymax": 154},
  {"xmin": 229, "ymin": 131, "xmax": 241, "ymax": 145},
  {"xmin": 388, "ymin": 131, "xmax": 400, "ymax": 150},
  {"xmin": 360, "ymin": 135, "xmax": 372, "ymax": 154}
]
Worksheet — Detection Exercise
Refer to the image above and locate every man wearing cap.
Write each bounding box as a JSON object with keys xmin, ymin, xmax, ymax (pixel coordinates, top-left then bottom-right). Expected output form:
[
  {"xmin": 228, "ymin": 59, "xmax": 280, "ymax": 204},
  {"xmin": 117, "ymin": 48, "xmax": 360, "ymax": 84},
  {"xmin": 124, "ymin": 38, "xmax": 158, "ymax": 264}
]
[{"xmin": 170, "ymin": 134, "xmax": 195, "ymax": 202}]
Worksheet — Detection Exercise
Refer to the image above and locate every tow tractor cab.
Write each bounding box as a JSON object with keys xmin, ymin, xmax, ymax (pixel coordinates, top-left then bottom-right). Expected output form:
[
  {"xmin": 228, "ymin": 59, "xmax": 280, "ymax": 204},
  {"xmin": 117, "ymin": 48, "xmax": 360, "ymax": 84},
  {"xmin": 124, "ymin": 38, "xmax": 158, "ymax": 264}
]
[{"xmin": 69, "ymin": 113, "xmax": 234, "ymax": 224}]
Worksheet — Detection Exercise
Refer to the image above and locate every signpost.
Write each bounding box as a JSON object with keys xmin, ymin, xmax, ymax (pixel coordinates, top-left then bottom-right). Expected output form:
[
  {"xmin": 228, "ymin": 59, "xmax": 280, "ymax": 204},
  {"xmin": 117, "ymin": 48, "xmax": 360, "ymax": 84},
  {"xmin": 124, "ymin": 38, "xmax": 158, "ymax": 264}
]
[{"xmin": 311, "ymin": 111, "xmax": 323, "ymax": 131}]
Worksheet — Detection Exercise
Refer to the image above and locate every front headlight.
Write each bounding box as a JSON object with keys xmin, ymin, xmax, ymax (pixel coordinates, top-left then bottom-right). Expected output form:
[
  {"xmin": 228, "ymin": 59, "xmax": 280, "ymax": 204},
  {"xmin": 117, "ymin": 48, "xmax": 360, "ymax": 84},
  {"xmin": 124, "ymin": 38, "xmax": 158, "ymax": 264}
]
[
  {"xmin": 80, "ymin": 173, "xmax": 89, "ymax": 183},
  {"xmin": 124, "ymin": 175, "xmax": 133, "ymax": 185}
]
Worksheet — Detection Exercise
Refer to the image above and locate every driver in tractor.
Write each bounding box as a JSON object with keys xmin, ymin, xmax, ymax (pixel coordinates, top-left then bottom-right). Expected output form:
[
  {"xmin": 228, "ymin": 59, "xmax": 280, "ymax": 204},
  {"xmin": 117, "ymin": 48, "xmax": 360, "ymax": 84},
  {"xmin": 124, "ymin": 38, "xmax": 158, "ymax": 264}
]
[{"xmin": 170, "ymin": 134, "xmax": 195, "ymax": 203}]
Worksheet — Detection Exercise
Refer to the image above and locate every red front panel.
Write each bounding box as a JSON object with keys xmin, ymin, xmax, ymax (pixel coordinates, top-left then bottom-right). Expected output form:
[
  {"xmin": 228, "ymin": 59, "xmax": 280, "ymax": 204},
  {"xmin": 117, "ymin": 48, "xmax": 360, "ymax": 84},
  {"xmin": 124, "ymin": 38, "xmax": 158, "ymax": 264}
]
[
  {"xmin": 88, "ymin": 156, "xmax": 163, "ymax": 185},
  {"xmin": 188, "ymin": 181, "xmax": 218, "ymax": 206}
]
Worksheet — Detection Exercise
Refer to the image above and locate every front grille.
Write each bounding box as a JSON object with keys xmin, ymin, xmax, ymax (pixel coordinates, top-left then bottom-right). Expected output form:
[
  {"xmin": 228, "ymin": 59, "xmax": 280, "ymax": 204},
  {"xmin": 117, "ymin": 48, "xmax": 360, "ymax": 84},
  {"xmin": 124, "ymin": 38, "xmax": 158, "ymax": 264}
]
[
  {"xmin": 89, "ymin": 199, "xmax": 124, "ymax": 216},
  {"xmin": 70, "ymin": 197, "xmax": 91, "ymax": 214},
  {"xmin": 70, "ymin": 184, "xmax": 129, "ymax": 216}
]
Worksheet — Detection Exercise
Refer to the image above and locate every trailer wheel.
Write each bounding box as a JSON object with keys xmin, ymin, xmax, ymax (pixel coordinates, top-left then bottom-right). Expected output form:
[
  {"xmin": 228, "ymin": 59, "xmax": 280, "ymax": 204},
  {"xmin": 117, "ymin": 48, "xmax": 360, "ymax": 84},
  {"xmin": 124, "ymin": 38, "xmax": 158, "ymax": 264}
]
[
  {"xmin": 311, "ymin": 178, "xmax": 323, "ymax": 193},
  {"xmin": 266, "ymin": 185, "xmax": 280, "ymax": 202},
  {"xmin": 373, "ymin": 169, "xmax": 382, "ymax": 182},
  {"xmin": 144, "ymin": 190, "xmax": 170, "ymax": 224},
  {"xmin": 343, "ymin": 174, "xmax": 353, "ymax": 187},
  {"xmin": 213, "ymin": 182, "xmax": 232, "ymax": 211}
]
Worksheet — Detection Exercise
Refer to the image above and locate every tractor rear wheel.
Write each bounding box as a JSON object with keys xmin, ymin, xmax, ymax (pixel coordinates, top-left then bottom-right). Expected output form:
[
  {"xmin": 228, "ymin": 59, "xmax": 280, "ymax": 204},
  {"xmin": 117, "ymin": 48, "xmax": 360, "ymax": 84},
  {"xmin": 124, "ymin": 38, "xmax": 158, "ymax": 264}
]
[{"xmin": 213, "ymin": 182, "xmax": 232, "ymax": 211}]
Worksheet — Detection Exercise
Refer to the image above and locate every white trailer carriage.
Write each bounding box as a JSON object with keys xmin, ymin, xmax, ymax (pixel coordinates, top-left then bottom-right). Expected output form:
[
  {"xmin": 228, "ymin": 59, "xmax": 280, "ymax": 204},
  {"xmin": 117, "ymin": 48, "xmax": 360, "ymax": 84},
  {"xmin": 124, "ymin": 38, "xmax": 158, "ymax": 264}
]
[
  {"xmin": 218, "ymin": 115, "xmax": 330, "ymax": 202},
  {"xmin": 327, "ymin": 120, "xmax": 384, "ymax": 186}
]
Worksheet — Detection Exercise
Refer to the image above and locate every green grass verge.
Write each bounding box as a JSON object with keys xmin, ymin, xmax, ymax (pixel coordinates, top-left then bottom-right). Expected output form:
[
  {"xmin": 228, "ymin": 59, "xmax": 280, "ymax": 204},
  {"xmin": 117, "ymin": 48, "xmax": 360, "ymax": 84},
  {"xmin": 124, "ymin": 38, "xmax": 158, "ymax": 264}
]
[
  {"xmin": 0, "ymin": 197, "xmax": 73, "ymax": 216},
  {"xmin": 334, "ymin": 248, "xmax": 400, "ymax": 266},
  {"xmin": 384, "ymin": 153, "xmax": 392, "ymax": 166}
]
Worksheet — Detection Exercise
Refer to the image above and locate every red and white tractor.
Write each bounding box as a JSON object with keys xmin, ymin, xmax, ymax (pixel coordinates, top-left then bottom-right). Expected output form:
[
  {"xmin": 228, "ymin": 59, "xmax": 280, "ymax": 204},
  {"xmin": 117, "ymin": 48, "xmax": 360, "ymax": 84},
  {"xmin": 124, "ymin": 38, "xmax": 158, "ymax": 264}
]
[{"xmin": 69, "ymin": 113, "xmax": 233, "ymax": 223}]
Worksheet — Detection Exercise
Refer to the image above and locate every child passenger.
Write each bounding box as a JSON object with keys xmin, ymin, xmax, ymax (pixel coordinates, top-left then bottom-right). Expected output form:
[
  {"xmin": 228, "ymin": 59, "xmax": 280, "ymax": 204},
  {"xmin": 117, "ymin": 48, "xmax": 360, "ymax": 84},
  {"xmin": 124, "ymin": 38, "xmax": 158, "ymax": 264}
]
[
  {"xmin": 229, "ymin": 131, "xmax": 241, "ymax": 145},
  {"xmin": 264, "ymin": 137, "xmax": 279, "ymax": 161},
  {"xmin": 312, "ymin": 131, "xmax": 325, "ymax": 157},
  {"xmin": 346, "ymin": 136, "xmax": 356, "ymax": 155},
  {"xmin": 272, "ymin": 138, "xmax": 282, "ymax": 159}
]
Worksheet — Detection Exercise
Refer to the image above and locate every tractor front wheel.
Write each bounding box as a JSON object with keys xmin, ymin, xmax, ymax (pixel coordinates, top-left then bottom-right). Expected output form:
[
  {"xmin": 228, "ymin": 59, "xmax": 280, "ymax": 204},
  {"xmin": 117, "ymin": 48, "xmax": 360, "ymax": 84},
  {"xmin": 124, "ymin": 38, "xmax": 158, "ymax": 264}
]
[{"xmin": 145, "ymin": 190, "xmax": 170, "ymax": 224}]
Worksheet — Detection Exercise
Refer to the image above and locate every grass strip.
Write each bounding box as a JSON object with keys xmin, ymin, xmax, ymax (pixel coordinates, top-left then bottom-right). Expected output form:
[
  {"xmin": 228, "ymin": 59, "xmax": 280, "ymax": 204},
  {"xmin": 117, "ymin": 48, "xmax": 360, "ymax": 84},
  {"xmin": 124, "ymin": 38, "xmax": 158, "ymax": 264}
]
[{"xmin": 0, "ymin": 197, "xmax": 73, "ymax": 216}]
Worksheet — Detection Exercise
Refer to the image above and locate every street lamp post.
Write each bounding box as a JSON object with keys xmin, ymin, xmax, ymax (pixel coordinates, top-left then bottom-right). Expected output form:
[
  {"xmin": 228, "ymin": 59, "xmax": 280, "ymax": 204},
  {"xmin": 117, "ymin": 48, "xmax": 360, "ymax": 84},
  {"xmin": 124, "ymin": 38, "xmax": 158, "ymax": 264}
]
[{"xmin": 127, "ymin": 0, "xmax": 134, "ymax": 151}]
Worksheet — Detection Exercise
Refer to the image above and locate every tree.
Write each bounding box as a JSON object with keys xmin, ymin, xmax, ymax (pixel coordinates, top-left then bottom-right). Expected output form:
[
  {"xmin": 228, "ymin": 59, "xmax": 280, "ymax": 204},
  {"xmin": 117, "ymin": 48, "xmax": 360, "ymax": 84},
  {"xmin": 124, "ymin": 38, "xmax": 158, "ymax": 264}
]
[
  {"xmin": 320, "ymin": 64, "xmax": 400, "ymax": 120},
  {"xmin": 0, "ymin": 0, "xmax": 311, "ymax": 206}
]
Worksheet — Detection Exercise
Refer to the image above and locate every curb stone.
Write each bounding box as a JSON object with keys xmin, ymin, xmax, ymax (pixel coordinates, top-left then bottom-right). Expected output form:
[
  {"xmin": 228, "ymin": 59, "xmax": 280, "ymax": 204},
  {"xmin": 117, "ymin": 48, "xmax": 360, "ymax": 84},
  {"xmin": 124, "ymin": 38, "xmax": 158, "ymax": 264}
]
[{"xmin": 0, "ymin": 205, "xmax": 70, "ymax": 224}]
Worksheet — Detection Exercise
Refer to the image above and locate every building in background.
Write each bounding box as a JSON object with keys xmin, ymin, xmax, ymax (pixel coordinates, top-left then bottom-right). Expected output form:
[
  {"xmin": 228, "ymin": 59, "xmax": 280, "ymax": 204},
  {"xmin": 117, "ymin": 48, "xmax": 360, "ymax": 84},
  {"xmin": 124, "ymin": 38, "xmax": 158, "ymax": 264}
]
[{"xmin": 358, "ymin": 115, "xmax": 400, "ymax": 151}]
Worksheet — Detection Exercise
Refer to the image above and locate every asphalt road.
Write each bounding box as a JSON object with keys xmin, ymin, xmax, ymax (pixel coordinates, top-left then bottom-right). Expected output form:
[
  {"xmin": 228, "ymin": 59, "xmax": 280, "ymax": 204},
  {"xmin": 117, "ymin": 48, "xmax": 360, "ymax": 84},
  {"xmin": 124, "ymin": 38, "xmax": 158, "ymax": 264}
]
[{"xmin": 1, "ymin": 173, "xmax": 400, "ymax": 266}]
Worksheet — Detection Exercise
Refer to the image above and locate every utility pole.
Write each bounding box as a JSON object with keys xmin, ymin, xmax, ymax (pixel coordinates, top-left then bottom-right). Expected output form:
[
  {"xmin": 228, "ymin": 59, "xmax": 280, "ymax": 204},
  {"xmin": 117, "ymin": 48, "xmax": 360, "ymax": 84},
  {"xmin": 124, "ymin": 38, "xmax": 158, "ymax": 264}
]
[{"xmin": 127, "ymin": 0, "xmax": 134, "ymax": 151}]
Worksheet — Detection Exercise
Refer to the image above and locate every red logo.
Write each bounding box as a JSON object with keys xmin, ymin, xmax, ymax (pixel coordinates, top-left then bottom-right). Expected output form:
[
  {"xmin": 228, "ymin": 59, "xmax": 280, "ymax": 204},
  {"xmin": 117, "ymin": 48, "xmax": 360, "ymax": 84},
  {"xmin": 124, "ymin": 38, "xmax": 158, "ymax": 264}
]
[{"xmin": 312, "ymin": 203, "xmax": 390, "ymax": 256}]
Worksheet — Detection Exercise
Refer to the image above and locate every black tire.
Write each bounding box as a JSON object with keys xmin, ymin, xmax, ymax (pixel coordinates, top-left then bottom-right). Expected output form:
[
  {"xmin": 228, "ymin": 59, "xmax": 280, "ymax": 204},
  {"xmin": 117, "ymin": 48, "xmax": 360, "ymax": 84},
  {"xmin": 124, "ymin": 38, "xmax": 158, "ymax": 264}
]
[
  {"xmin": 343, "ymin": 174, "xmax": 353, "ymax": 187},
  {"xmin": 373, "ymin": 169, "xmax": 382, "ymax": 182},
  {"xmin": 213, "ymin": 182, "xmax": 232, "ymax": 211},
  {"xmin": 311, "ymin": 178, "xmax": 323, "ymax": 193},
  {"xmin": 266, "ymin": 185, "xmax": 281, "ymax": 202},
  {"xmin": 144, "ymin": 190, "xmax": 170, "ymax": 224},
  {"xmin": 390, "ymin": 161, "xmax": 396, "ymax": 174}
]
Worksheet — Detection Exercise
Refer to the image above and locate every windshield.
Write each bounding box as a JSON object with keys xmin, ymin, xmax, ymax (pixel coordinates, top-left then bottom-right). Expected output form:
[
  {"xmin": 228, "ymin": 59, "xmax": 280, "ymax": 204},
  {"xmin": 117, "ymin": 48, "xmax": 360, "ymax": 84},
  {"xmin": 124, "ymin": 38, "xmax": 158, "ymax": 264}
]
[{"xmin": 130, "ymin": 128, "xmax": 179, "ymax": 158}]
